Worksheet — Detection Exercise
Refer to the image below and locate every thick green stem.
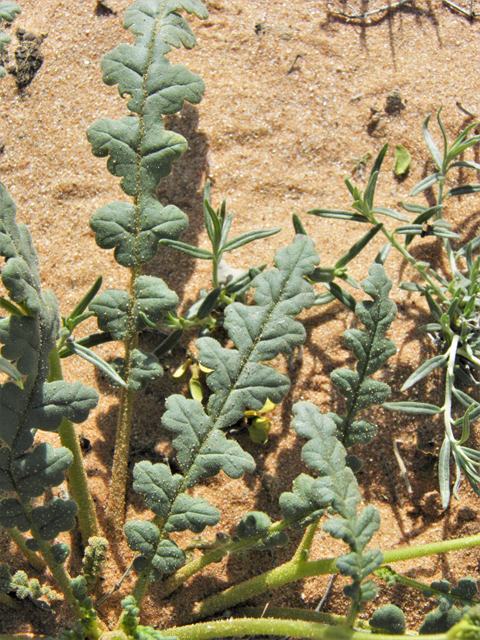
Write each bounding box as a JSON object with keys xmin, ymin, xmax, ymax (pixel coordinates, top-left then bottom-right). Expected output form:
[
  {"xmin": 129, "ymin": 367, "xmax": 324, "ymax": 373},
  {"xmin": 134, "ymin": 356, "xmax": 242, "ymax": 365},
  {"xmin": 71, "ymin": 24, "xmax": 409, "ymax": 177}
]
[
  {"xmin": 48, "ymin": 347, "xmax": 100, "ymax": 542},
  {"xmin": 168, "ymin": 617, "xmax": 446, "ymax": 640},
  {"xmin": 192, "ymin": 556, "xmax": 335, "ymax": 619},
  {"xmin": 106, "ymin": 265, "xmax": 140, "ymax": 531},
  {"xmin": 381, "ymin": 532, "xmax": 480, "ymax": 563},
  {"xmin": 240, "ymin": 605, "xmax": 350, "ymax": 627},
  {"xmin": 192, "ymin": 532, "xmax": 480, "ymax": 621}
]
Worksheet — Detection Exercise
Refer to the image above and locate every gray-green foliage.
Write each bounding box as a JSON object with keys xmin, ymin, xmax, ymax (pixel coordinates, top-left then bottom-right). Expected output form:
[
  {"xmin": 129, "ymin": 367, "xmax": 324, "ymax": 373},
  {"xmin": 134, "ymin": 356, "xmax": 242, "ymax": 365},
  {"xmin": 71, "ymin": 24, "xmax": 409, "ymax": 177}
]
[
  {"xmin": 126, "ymin": 235, "xmax": 319, "ymax": 582},
  {"xmin": 419, "ymin": 578, "xmax": 478, "ymax": 635},
  {"xmin": 0, "ymin": 562, "xmax": 59, "ymax": 601},
  {"xmin": 327, "ymin": 264, "xmax": 397, "ymax": 448},
  {"xmin": 370, "ymin": 604, "xmax": 406, "ymax": 635},
  {"xmin": 0, "ymin": 184, "xmax": 98, "ymax": 541},
  {"xmin": 309, "ymin": 112, "xmax": 480, "ymax": 508},
  {"xmin": 291, "ymin": 401, "xmax": 383, "ymax": 607},
  {"xmin": 2, "ymin": 0, "xmax": 480, "ymax": 637},
  {"xmin": 81, "ymin": 0, "xmax": 210, "ymax": 392}
]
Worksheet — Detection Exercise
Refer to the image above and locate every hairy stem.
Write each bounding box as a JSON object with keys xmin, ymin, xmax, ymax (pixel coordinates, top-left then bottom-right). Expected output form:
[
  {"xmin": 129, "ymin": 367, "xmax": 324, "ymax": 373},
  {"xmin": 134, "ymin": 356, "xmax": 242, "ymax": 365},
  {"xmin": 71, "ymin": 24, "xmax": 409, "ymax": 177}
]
[
  {"xmin": 191, "ymin": 532, "xmax": 480, "ymax": 621},
  {"xmin": 48, "ymin": 347, "xmax": 100, "ymax": 542},
  {"xmin": 192, "ymin": 556, "xmax": 335, "ymax": 619},
  {"xmin": 168, "ymin": 617, "xmax": 446, "ymax": 640},
  {"xmin": 106, "ymin": 265, "xmax": 141, "ymax": 530},
  {"xmin": 29, "ymin": 523, "xmax": 82, "ymax": 618},
  {"xmin": 292, "ymin": 518, "xmax": 320, "ymax": 562}
]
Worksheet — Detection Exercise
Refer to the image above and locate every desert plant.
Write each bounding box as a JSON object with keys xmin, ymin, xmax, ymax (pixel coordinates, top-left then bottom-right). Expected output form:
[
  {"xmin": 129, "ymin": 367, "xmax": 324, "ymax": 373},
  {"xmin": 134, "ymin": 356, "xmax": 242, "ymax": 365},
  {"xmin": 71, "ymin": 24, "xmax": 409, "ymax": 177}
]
[
  {"xmin": 309, "ymin": 112, "xmax": 480, "ymax": 508},
  {"xmin": 0, "ymin": 2, "xmax": 480, "ymax": 640}
]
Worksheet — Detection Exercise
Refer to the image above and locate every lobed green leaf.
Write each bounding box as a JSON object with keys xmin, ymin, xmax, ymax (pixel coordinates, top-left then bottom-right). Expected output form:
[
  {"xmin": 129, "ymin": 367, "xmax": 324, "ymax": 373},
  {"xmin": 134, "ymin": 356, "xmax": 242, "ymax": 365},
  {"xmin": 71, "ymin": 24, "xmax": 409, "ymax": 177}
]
[
  {"xmin": 31, "ymin": 499, "xmax": 78, "ymax": 540},
  {"xmin": 90, "ymin": 276, "xmax": 178, "ymax": 340},
  {"xmin": 89, "ymin": 198, "xmax": 188, "ymax": 268}
]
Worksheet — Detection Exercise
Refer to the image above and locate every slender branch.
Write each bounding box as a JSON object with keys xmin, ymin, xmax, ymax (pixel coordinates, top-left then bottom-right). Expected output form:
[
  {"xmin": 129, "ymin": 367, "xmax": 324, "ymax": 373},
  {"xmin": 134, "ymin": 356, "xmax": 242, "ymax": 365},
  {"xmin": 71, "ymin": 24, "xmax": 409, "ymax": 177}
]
[
  {"xmin": 292, "ymin": 518, "xmax": 320, "ymax": 562},
  {"xmin": 377, "ymin": 223, "xmax": 448, "ymax": 301},
  {"xmin": 29, "ymin": 526, "xmax": 82, "ymax": 618}
]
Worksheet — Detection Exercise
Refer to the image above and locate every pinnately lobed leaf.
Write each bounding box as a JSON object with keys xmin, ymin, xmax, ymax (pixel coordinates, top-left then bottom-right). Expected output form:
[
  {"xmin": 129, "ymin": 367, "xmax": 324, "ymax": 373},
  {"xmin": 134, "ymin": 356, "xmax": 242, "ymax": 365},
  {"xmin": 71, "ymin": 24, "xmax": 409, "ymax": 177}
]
[
  {"xmin": 329, "ymin": 264, "xmax": 397, "ymax": 447},
  {"xmin": 126, "ymin": 236, "xmax": 319, "ymax": 584},
  {"xmin": 87, "ymin": 0, "xmax": 209, "ymax": 268},
  {"xmin": 90, "ymin": 276, "xmax": 178, "ymax": 340},
  {"xmin": 291, "ymin": 401, "xmax": 383, "ymax": 602},
  {"xmin": 199, "ymin": 235, "xmax": 319, "ymax": 429},
  {"xmin": 0, "ymin": 180, "xmax": 99, "ymax": 545}
]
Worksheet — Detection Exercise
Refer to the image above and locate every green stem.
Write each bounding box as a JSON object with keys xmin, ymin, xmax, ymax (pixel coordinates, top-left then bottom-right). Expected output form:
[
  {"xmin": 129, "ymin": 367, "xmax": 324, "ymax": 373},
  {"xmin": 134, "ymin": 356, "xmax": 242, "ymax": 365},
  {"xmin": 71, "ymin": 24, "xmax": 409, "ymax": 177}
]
[
  {"xmin": 212, "ymin": 254, "xmax": 219, "ymax": 288},
  {"xmin": 160, "ymin": 516, "xmax": 300, "ymax": 600},
  {"xmin": 382, "ymin": 531, "xmax": 480, "ymax": 562},
  {"xmin": 192, "ymin": 532, "xmax": 480, "ymax": 621},
  {"xmin": 377, "ymin": 223, "xmax": 448, "ymax": 302},
  {"xmin": 240, "ymin": 605, "xmax": 351, "ymax": 628},
  {"xmin": 344, "ymin": 598, "xmax": 359, "ymax": 629},
  {"xmin": 106, "ymin": 265, "xmax": 140, "ymax": 531},
  {"xmin": 292, "ymin": 518, "xmax": 320, "ymax": 562},
  {"xmin": 168, "ymin": 617, "xmax": 447, "ymax": 640},
  {"xmin": 7, "ymin": 527, "xmax": 45, "ymax": 571},
  {"xmin": 48, "ymin": 347, "xmax": 100, "ymax": 542},
  {"xmin": 192, "ymin": 556, "xmax": 335, "ymax": 619},
  {"xmin": 27, "ymin": 519, "xmax": 83, "ymax": 619},
  {"xmin": 374, "ymin": 568, "xmax": 479, "ymax": 607}
]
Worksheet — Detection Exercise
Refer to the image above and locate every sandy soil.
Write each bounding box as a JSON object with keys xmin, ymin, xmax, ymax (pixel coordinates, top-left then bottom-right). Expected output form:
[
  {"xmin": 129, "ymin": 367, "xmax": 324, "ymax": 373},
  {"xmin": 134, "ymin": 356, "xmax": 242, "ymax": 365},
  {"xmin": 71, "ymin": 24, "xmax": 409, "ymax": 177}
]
[{"xmin": 0, "ymin": 0, "xmax": 480, "ymax": 636}]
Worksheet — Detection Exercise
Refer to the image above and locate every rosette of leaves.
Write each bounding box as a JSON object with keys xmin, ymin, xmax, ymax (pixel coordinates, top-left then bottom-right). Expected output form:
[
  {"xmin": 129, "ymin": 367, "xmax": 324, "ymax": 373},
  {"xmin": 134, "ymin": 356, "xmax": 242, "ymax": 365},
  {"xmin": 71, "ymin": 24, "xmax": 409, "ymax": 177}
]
[
  {"xmin": 0, "ymin": 184, "xmax": 98, "ymax": 613},
  {"xmin": 124, "ymin": 235, "xmax": 319, "ymax": 600}
]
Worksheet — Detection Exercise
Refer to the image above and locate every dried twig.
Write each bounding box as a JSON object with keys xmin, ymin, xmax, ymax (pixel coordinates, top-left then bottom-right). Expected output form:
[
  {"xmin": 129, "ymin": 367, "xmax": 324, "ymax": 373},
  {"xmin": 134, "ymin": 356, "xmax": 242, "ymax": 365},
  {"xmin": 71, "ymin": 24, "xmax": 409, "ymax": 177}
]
[
  {"xmin": 456, "ymin": 101, "xmax": 477, "ymax": 119},
  {"xmin": 96, "ymin": 560, "xmax": 135, "ymax": 605},
  {"xmin": 443, "ymin": 0, "xmax": 477, "ymax": 18},
  {"xmin": 380, "ymin": 448, "xmax": 403, "ymax": 506},
  {"xmin": 393, "ymin": 440, "xmax": 413, "ymax": 495},
  {"xmin": 327, "ymin": 0, "xmax": 412, "ymax": 22},
  {"xmin": 316, "ymin": 574, "xmax": 336, "ymax": 612},
  {"xmin": 287, "ymin": 53, "xmax": 303, "ymax": 75}
]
